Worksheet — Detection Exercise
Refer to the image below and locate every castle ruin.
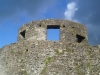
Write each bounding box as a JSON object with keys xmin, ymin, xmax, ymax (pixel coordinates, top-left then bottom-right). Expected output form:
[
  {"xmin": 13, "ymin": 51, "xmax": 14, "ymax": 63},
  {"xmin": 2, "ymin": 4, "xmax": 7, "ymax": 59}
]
[{"xmin": 0, "ymin": 19, "xmax": 100, "ymax": 75}]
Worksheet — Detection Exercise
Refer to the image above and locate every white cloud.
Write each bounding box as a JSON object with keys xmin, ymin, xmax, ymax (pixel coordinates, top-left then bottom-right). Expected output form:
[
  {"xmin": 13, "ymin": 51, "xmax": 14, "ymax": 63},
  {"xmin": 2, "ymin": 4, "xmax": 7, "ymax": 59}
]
[{"xmin": 64, "ymin": 2, "xmax": 78, "ymax": 20}]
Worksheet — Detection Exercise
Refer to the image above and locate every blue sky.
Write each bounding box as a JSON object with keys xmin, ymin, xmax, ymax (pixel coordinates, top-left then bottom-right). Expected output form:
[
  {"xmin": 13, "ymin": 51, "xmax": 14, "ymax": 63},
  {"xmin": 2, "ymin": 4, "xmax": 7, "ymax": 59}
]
[{"xmin": 0, "ymin": 0, "xmax": 100, "ymax": 48}]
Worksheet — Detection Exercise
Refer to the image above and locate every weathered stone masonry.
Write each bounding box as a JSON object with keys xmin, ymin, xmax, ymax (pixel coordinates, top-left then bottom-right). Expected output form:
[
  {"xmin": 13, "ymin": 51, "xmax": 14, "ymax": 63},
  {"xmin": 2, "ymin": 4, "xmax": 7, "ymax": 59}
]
[
  {"xmin": 0, "ymin": 19, "xmax": 100, "ymax": 75},
  {"xmin": 18, "ymin": 19, "xmax": 87, "ymax": 44}
]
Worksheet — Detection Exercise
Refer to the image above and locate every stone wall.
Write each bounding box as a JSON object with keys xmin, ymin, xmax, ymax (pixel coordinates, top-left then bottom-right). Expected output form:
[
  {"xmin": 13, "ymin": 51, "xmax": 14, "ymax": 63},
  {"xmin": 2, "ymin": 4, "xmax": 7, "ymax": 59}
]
[
  {"xmin": 18, "ymin": 19, "xmax": 88, "ymax": 44},
  {"xmin": 0, "ymin": 19, "xmax": 100, "ymax": 75}
]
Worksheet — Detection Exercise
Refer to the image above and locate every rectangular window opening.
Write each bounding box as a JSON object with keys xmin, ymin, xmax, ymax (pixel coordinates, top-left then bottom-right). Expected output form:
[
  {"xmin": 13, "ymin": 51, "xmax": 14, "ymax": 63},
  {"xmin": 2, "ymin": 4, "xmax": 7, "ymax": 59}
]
[{"xmin": 47, "ymin": 25, "xmax": 60, "ymax": 41}]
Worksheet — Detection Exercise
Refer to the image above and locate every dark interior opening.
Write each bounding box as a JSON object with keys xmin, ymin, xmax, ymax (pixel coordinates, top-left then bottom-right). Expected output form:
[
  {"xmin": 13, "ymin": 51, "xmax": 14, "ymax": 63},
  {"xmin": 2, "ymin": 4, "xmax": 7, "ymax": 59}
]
[
  {"xmin": 26, "ymin": 49, "xmax": 28, "ymax": 52},
  {"xmin": 20, "ymin": 30, "xmax": 26, "ymax": 38},
  {"xmin": 47, "ymin": 25, "xmax": 60, "ymax": 29},
  {"xmin": 76, "ymin": 34, "xmax": 85, "ymax": 43},
  {"xmin": 39, "ymin": 25, "xmax": 41, "ymax": 27},
  {"xmin": 63, "ymin": 25, "xmax": 65, "ymax": 27}
]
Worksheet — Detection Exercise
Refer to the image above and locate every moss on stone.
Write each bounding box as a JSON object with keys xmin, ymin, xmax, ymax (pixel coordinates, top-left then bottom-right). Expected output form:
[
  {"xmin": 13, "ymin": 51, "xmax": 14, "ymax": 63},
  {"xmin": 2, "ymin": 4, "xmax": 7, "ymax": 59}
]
[
  {"xmin": 73, "ymin": 62, "xmax": 85, "ymax": 75},
  {"xmin": 87, "ymin": 49, "xmax": 91, "ymax": 57},
  {"xmin": 73, "ymin": 62, "xmax": 78, "ymax": 66},
  {"xmin": 17, "ymin": 51, "xmax": 23, "ymax": 55},
  {"xmin": 6, "ymin": 61, "xmax": 8, "ymax": 65},
  {"xmin": 87, "ymin": 62, "xmax": 91, "ymax": 70},
  {"xmin": 55, "ymin": 49, "xmax": 60, "ymax": 55},
  {"xmin": 20, "ymin": 58, "xmax": 24, "ymax": 63},
  {"xmin": 23, "ymin": 69, "xmax": 28, "ymax": 75},
  {"xmin": 72, "ymin": 49, "xmax": 74, "ymax": 52},
  {"xmin": 47, "ymin": 57, "xmax": 53, "ymax": 63},
  {"xmin": 66, "ymin": 48, "xmax": 71, "ymax": 52},
  {"xmin": 41, "ymin": 66, "xmax": 47, "ymax": 74},
  {"xmin": 76, "ymin": 65, "xmax": 85, "ymax": 75},
  {"xmin": 41, "ymin": 57, "xmax": 53, "ymax": 74},
  {"xmin": 11, "ymin": 49, "xmax": 14, "ymax": 54}
]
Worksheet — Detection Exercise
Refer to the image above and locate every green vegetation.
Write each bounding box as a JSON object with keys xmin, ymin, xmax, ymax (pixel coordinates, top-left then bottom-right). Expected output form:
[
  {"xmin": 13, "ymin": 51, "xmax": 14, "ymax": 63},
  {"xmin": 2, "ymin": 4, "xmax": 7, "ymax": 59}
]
[
  {"xmin": 87, "ymin": 62, "xmax": 91, "ymax": 70},
  {"xmin": 41, "ymin": 66, "xmax": 47, "ymax": 74},
  {"xmin": 87, "ymin": 49, "xmax": 91, "ymax": 57},
  {"xmin": 41, "ymin": 57, "xmax": 53, "ymax": 74},
  {"xmin": 23, "ymin": 69, "xmax": 28, "ymax": 75},
  {"xmin": 72, "ymin": 49, "xmax": 74, "ymax": 52},
  {"xmin": 6, "ymin": 61, "xmax": 8, "ymax": 65},
  {"xmin": 76, "ymin": 66, "xmax": 85, "ymax": 75},
  {"xmin": 55, "ymin": 49, "xmax": 60, "ymax": 55},
  {"xmin": 66, "ymin": 48, "xmax": 71, "ymax": 52},
  {"xmin": 17, "ymin": 51, "xmax": 23, "ymax": 55},
  {"xmin": 73, "ymin": 62, "xmax": 85, "ymax": 75},
  {"xmin": 20, "ymin": 58, "xmax": 24, "ymax": 63},
  {"xmin": 55, "ymin": 48, "xmax": 73, "ymax": 56},
  {"xmin": 73, "ymin": 62, "xmax": 78, "ymax": 66},
  {"xmin": 47, "ymin": 57, "xmax": 52, "ymax": 63},
  {"xmin": 45, "ymin": 57, "xmax": 53, "ymax": 66},
  {"xmin": 66, "ymin": 48, "xmax": 74, "ymax": 53},
  {"xmin": 11, "ymin": 49, "xmax": 14, "ymax": 54},
  {"xmin": 87, "ymin": 48, "xmax": 91, "ymax": 74}
]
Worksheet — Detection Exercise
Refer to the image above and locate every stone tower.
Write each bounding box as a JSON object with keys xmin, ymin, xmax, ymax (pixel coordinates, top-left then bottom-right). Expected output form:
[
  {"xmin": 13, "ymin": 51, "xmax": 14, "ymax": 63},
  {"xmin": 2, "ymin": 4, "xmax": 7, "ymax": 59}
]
[
  {"xmin": 0, "ymin": 19, "xmax": 100, "ymax": 75},
  {"xmin": 18, "ymin": 19, "xmax": 87, "ymax": 44}
]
